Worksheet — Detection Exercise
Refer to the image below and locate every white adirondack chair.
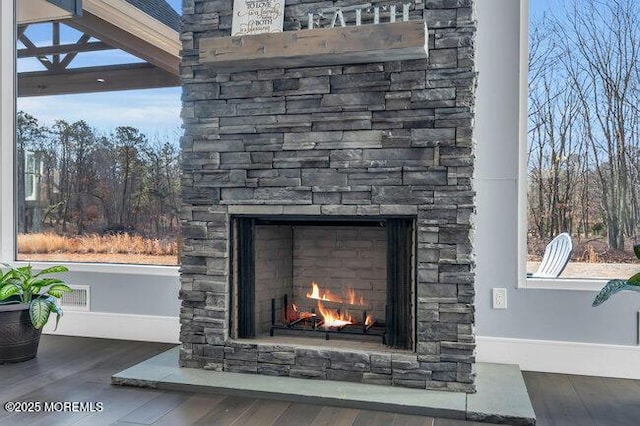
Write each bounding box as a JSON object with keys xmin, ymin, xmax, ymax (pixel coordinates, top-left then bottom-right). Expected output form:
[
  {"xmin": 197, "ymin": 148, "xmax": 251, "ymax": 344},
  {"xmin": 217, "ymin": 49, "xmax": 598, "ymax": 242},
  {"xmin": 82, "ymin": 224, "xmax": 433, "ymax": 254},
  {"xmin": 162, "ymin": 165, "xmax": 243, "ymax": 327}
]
[{"xmin": 529, "ymin": 232, "xmax": 573, "ymax": 278}]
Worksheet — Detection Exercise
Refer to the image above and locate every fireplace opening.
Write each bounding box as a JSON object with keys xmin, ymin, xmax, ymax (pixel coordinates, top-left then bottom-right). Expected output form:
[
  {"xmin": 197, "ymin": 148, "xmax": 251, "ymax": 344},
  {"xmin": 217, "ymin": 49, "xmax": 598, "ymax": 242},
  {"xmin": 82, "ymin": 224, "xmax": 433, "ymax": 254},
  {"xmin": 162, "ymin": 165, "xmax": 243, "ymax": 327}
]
[{"xmin": 230, "ymin": 216, "xmax": 415, "ymax": 350}]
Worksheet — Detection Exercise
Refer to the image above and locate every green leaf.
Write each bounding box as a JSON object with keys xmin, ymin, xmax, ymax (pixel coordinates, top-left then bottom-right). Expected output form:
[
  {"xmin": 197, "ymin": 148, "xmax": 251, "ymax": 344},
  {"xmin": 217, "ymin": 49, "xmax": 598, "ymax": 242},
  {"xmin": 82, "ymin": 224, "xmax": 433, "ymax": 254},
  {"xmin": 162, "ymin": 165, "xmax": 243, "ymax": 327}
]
[
  {"xmin": 48, "ymin": 300, "xmax": 64, "ymax": 331},
  {"xmin": 46, "ymin": 284, "xmax": 73, "ymax": 298},
  {"xmin": 593, "ymin": 279, "xmax": 630, "ymax": 306},
  {"xmin": 29, "ymin": 298, "xmax": 52, "ymax": 329},
  {"xmin": 0, "ymin": 269, "xmax": 14, "ymax": 285},
  {"xmin": 34, "ymin": 265, "xmax": 69, "ymax": 277},
  {"xmin": 629, "ymin": 272, "xmax": 640, "ymax": 284},
  {"xmin": 31, "ymin": 278, "xmax": 65, "ymax": 293},
  {"xmin": 15, "ymin": 265, "xmax": 33, "ymax": 279},
  {"xmin": 0, "ymin": 283, "xmax": 22, "ymax": 300},
  {"xmin": 635, "ymin": 244, "xmax": 640, "ymax": 260}
]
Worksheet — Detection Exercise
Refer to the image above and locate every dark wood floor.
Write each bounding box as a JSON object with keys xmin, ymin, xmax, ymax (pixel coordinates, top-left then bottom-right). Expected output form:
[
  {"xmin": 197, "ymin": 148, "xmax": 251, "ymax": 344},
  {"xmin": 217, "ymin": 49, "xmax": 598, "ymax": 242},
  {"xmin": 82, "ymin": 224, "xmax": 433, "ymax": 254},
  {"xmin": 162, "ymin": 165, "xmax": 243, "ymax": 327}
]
[
  {"xmin": 522, "ymin": 371, "xmax": 640, "ymax": 426},
  {"xmin": 1, "ymin": 336, "xmax": 638, "ymax": 426}
]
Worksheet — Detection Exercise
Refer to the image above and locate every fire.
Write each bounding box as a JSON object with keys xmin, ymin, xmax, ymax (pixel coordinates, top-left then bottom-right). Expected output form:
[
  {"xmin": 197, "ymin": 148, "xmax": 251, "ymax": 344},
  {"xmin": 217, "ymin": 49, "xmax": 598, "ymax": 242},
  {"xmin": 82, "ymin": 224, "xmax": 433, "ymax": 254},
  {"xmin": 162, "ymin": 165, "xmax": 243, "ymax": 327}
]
[
  {"xmin": 365, "ymin": 314, "xmax": 374, "ymax": 327},
  {"xmin": 307, "ymin": 282, "xmax": 365, "ymax": 306},
  {"xmin": 306, "ymin": 281, "xmax": 342, "ymax": 303},
  {"xmin": 317, "ymin": 302, "xmax": 353, "ymax": 328},
  {"xmin": 299, "ymin": 282, "xmax": 374, "ymax": 329},
  {"xmin": 347, "ymin": 289, "xmax": 364, "ymax": 306}
]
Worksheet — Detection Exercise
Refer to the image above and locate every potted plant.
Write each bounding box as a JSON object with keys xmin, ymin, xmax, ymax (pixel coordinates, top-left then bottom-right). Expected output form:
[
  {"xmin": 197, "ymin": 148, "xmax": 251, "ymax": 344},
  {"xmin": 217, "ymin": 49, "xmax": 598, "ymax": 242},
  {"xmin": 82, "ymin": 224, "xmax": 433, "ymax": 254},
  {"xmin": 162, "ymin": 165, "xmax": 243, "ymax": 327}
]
[
  {"xmin": 0, "ymin": 264, "xmax": 72, "ymax": 363},
  {"xmin": 593, "ymin": 244, "xmax": 640, "ymax": 306}
]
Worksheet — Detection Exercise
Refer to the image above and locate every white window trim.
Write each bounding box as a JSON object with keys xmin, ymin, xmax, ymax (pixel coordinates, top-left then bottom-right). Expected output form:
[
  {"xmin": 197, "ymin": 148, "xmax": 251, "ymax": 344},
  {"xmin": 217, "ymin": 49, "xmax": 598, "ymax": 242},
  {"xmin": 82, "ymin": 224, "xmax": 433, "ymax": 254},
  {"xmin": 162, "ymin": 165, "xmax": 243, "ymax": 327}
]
[
  {"xmin": 516, "ymin": 0, "xmax": 528, "ymax": 289},
  {"xmin": 0, "ymin": 2, "xmax": 179, "ymax": 278},
  {"xmin": 517, "ymin": 0, "xmax": 610, "ymax": 292},
  {"xmin": 0, "ymin": 0, "xmax": 16, "ymax": 264},
  {"xmin": 8, "ymin": 261, "xmax": 180, "ymax": 277}
]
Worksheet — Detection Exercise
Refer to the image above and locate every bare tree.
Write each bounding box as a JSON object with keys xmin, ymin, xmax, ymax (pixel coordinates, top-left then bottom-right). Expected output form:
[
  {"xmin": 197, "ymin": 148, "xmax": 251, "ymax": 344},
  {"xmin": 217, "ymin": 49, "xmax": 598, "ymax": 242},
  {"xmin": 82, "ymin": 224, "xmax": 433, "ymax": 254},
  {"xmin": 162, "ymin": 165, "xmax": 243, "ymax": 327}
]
[
  {"xmin": 560, "ymin": 0, "xmax": 640, "ymax": 249},
  {"xmin": 528, "ymin": 0, "xmax": 640, "ymax": 252}
]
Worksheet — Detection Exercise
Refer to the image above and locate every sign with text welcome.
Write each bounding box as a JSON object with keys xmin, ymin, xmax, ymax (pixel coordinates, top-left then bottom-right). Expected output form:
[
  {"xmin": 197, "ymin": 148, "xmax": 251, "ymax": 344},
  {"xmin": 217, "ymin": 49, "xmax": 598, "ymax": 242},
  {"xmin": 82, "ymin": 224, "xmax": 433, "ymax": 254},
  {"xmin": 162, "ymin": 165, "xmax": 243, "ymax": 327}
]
[{"xmin": 231, "ymin": 0, "xmax": 285, "ymax": 36}]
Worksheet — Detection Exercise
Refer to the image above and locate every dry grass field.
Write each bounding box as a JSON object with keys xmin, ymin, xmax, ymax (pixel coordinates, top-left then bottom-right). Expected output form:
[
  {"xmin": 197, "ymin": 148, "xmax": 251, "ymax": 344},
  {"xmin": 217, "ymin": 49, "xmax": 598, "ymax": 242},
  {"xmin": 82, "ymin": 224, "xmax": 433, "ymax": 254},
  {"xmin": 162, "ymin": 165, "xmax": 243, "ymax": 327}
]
[
  {"xmin": 527, "ymin": 261, "xmax": 637, "ymax": 279},
  {"xmin": 17, "ymin": 233, "xmax": 178, "ymax": 266}
]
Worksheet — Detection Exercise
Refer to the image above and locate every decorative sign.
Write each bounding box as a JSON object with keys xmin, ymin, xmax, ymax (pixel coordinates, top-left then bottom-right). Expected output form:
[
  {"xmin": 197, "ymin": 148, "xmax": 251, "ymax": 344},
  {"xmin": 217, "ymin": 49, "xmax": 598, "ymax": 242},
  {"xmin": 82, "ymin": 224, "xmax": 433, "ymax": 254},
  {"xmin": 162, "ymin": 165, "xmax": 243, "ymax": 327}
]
[
  {"xmin": 231, "ymin": 0, "xmax": 285, "ymax": 36},
  {"xmin": 308, "ymin": 3, "xmax": 413, "ymax": 29}
]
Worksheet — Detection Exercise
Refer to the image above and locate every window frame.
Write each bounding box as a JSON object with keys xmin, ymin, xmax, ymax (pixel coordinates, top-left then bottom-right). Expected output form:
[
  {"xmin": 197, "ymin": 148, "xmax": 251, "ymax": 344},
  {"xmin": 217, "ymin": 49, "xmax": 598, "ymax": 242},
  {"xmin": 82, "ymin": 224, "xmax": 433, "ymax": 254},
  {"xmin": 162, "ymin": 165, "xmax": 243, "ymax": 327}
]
[
  {"xmin": 0, "ymin": 1, "xmax": 179, "ymax": 277},
  {"xmin": 518, "ymin": 0, "xmax": 608, "ymax": 292}
]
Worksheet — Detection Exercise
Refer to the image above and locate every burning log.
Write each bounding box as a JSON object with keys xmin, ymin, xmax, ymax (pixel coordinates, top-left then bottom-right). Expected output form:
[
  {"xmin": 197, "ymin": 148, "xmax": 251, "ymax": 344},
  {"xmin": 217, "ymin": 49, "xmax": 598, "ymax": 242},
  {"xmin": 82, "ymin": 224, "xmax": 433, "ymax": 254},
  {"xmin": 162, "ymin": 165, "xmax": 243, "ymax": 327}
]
[
  {"xmin": 317, "ymin": 301, "xmax": 354, "ymax": 329},
  {"xmin": 306, "ymin": 282, "xmax": 367, "ymax": 307},
  {"xmin": 271, "ymin": 293, "xmax": 386, "ymax": 344},
  {"xmin": 286, "ymin": 302, "xmax": 316, "ymax": 325}
]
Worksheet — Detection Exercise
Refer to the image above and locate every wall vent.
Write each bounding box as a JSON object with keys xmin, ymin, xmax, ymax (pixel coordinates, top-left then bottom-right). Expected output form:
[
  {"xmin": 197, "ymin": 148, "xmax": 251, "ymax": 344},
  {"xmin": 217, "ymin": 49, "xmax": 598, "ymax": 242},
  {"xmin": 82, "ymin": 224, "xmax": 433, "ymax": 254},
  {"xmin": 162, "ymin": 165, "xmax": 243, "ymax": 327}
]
[{"xmin": 60, "ymin": 285, "xmax": 90, "ymax": 311}]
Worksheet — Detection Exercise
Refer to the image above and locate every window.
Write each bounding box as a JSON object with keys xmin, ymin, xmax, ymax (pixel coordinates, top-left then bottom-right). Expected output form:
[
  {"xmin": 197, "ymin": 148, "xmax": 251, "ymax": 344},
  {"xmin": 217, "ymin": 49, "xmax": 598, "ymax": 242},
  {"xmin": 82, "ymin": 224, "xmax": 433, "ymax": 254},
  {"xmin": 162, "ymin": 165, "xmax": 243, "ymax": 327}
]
[
  {"xmin": 15, "ymin": 2, "xmax": 182, "ymax": 266},
  {"xmin": 24, "ymin": 150, "xmax": 41, "ymax": 202},
  {"xmin": 526, "ymin": 0, "xmax": 640, "ymax": 281}
]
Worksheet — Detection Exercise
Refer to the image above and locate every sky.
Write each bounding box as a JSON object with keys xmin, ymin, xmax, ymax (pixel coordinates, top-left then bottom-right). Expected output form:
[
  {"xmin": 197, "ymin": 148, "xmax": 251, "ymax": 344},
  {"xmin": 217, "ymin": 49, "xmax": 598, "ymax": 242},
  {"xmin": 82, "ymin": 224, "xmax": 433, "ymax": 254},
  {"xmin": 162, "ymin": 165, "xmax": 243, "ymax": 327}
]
[
  {"xmin": 17, "ymin": 0, "xmax": 184, "ymax": 137},
  {"xmin": 17, "ymin": 0, "xmax": 560, "ymax": 137},
  {"xmin": 529, "ymin": 0, "xmax": 569, "ymax": 22}
]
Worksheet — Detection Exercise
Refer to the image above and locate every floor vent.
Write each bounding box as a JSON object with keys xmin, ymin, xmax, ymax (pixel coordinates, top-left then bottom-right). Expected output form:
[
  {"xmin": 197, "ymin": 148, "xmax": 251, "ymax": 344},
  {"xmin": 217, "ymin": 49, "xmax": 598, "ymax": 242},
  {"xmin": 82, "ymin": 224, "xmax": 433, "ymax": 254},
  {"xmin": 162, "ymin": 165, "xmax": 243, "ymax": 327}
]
[{"xmin": 60, "ymin": 285, "xmax": 90, "ymax": 311}]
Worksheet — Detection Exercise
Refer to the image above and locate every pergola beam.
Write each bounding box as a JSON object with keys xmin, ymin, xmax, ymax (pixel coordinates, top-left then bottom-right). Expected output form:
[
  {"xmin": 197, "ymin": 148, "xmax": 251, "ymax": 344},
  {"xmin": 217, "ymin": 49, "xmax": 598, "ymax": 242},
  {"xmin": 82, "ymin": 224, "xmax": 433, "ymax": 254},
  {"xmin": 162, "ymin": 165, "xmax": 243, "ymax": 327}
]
[
  {"xmin": 18, "ymin": 63, "xmax": 180, "ymax": 97},
  {"xmin": 17, "ymin": 40, "xmax": 111, "ymax": 59},
  {"xmin": 18, "ymin": 33, "xmax": 54, "ymax": 70},
  {"xmin": 67, "ymin": 12, "xmax": 179, "ymax": 74}
]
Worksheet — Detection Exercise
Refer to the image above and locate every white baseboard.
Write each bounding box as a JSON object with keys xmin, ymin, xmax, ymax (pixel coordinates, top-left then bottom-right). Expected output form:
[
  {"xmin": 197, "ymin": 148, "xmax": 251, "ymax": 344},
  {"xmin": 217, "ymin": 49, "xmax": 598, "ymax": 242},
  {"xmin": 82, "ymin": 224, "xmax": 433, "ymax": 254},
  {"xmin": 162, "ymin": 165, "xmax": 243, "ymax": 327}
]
[
  {"xmin": 477, "ymin": 336, "xmax": 640, "ymax": 379},
  {"xmin": 41, "ymin": 321, "xmax": 640, "ymax": 378},
  {"xmin": 43, "ymin": 311, "xmax": 180, "ymax": 344}
]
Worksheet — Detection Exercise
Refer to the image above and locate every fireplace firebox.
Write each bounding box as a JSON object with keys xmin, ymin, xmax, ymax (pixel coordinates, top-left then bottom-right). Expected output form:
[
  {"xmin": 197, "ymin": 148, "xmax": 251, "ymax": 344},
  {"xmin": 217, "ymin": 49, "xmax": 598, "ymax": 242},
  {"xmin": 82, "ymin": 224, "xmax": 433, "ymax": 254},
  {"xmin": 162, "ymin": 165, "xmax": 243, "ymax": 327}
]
[{"xmin": 231, "ymin": 217, "xmax": 414, "ymax": 350}]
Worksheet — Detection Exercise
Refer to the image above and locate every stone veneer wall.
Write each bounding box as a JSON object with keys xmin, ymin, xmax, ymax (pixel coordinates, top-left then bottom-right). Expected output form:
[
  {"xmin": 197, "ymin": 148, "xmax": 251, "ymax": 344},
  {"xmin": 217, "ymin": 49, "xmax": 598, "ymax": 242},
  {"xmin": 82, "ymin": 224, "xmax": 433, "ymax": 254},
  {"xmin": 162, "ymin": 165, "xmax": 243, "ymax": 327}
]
[{"xmin": 179, "ymin": 0, "xmax": 477, "ymax": 392}]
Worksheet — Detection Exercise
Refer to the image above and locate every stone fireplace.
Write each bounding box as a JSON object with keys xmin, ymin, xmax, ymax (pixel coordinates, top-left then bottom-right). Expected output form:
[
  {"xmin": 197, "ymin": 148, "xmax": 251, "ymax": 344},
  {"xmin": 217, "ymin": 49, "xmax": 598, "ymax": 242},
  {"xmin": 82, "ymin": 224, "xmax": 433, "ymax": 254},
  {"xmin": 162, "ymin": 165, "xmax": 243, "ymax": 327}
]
[{"xmin": 179, "ymin": 0, "xmax": 476, "ymax": 392}]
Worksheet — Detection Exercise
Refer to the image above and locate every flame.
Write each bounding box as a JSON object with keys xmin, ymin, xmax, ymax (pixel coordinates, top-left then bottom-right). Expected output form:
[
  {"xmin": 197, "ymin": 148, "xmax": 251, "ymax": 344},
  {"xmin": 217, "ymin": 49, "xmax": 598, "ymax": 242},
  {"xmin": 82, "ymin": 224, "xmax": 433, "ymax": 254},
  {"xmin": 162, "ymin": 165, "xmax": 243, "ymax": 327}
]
[
  {"xmin": 306, "ymin": 282, "xmax": 342, "ymax": 303},
  {"xmin": 317, "ymin": 302, "xmax": 353, "ymax": 328},
  {"xmin": 347, "ymin": 289, "xmax": 364, "ymax": 306},
  {"xmin": 302, "ymin": 282, "xmax": 373, "ymax": 328},
  {"xmin": 365, "ymin": 314, "xmax": 374, "ymax": 327}
]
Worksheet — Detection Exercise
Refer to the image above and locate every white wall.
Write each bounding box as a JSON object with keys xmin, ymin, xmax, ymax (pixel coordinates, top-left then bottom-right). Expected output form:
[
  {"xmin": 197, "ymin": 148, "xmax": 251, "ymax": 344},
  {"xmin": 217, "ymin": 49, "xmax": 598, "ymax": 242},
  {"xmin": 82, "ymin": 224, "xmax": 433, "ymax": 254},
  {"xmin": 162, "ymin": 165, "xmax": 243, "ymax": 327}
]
[{"xmin": 475, "ymin": 0, "xmax": 640, "ymax": 377}]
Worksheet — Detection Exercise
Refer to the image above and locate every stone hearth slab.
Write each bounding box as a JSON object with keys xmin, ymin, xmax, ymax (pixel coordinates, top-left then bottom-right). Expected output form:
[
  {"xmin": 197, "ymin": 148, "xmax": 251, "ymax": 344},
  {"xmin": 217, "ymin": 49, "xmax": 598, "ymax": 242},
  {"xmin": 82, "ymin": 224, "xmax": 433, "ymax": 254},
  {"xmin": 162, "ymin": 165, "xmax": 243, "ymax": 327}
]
[{"xmin": 112, "ymin": 348, "xmax": 535, "ymax": 425}]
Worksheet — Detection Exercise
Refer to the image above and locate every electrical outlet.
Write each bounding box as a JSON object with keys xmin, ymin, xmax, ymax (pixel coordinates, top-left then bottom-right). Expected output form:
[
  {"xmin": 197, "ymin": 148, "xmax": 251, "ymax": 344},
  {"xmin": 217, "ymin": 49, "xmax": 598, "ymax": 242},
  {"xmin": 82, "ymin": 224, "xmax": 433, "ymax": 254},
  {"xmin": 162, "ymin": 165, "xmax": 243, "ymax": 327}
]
[{"xmin": 492, "ymin": 288, "xmax": 507, "ymax": 309}]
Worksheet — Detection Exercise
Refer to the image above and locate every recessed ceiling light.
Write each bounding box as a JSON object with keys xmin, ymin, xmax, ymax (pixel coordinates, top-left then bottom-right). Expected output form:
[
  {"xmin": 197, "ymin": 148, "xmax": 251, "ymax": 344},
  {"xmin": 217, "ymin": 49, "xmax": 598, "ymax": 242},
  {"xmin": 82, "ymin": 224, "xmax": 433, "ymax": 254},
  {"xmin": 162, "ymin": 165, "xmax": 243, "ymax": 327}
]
[{"xmin": 96, "ymin": 78, "xmax": 105, "ymax": 83}]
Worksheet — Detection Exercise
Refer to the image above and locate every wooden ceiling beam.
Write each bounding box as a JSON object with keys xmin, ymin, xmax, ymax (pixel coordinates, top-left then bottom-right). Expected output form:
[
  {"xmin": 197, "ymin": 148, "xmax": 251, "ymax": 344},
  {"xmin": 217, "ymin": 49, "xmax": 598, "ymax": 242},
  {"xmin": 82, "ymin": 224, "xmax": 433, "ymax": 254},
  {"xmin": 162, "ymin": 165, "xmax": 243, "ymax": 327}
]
[
  {"xmin": 17, "ymin": 40, "xmax": 113, "ymax": 59},
  {"xmin": 18, "ymin": 33, "xmax": 54, "ymax": 70},
  {"xmin": 18, "ymin": 63, "xmax": 180, "ymax": 97},
  {"xmin": 66, "ymin": 12, "xmax": 179, "ymax": 75},
  {"xmin": 52, "ymin": 22, "xmax": 61, "ymax": 66},
  {"xmin": 58, "ymin": 33, "xmax": 92, "ymax": 69}
]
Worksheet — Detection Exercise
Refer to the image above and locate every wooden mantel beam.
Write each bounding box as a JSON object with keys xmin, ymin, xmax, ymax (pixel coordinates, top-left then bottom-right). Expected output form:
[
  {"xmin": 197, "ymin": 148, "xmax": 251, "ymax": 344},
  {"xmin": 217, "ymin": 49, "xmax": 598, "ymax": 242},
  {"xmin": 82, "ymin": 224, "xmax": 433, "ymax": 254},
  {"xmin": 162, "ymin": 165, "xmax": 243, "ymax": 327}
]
[
  {"xmin": 18, "ymin": 63, "xmax": 180, "ymax": 97},
  {"xmin": 200, "ymin": 21, "xmax": 429, "ymax": 72}
]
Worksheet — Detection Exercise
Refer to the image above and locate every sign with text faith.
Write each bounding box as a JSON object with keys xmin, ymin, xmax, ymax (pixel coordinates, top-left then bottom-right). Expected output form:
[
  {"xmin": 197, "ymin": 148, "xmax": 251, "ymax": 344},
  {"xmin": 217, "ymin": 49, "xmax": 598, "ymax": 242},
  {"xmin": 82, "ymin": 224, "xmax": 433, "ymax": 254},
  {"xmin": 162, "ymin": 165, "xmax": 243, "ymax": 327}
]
[{"xmin": 232, "ymin": 0, "xmax": 285, "ymax": 36}]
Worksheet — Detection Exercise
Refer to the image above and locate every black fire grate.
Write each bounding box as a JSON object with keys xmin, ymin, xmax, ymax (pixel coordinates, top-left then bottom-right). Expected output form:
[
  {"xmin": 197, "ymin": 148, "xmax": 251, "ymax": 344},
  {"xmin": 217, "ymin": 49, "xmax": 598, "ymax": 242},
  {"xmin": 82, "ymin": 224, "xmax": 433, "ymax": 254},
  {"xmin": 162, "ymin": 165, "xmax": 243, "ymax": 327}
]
[{"xmin": 269, "ymin": 295, "xmax": 387, "ymax": 344}]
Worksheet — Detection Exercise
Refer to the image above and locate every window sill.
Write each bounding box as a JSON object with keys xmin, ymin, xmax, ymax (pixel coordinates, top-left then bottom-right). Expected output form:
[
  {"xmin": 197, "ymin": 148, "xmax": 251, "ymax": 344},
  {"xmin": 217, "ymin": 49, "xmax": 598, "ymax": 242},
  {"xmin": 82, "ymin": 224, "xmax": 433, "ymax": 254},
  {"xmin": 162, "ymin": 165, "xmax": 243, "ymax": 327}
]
[
  {"xmin": 520, "ymin": 277, "xmax": 607, "ymax": 292},
  {"xmin": 8, "ymin": 260, "xmax": 180, "ymax": 277}
]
